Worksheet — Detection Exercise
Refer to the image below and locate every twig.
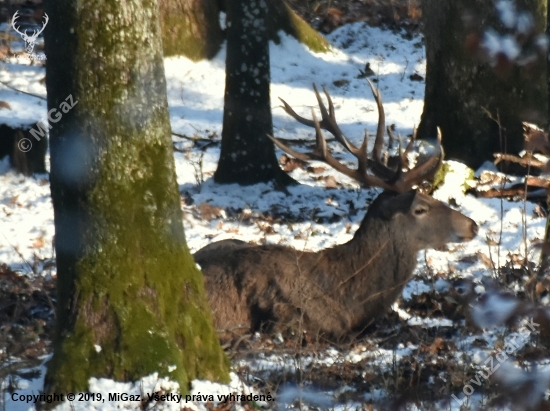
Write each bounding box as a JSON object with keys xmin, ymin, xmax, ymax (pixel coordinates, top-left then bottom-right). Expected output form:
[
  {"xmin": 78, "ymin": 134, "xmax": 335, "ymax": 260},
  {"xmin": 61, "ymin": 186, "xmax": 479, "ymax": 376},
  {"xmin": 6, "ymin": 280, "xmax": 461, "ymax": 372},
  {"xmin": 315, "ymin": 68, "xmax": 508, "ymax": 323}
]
[
  {"xmin": 171, "ymin": 131, "xmax": 215, "ymax": 142},
  {"xmin": 1, "ymin": 233, "xmax": 33, "ymax": 272},
  {"xmin": 483, "ymin": 107, "xmax": 505, "ymax": 277},
  {"xmin": 272, "ymin": 135, "xmax": 335, "ymax": 144},
  {"xmin": 0, "ymin": 80, "xmax": 46, "ymax": 100},
  {"xmin": 401, "ymin": 57, "xmax": 409, "ymax": 81},
  {"xmin": 494, "ymin": 153, "xmax": 546, "ymax": 169}
]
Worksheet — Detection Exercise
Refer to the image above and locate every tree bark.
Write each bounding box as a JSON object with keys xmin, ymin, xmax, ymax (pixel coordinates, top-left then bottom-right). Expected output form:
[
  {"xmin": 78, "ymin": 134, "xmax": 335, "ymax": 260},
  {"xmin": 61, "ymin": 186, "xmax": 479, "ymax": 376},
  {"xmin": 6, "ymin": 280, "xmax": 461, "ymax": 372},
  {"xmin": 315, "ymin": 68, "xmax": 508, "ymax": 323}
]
[
  {"xmin": 43, "ymin": 0, "xmax": 229, "ymax": 397},
  {"xmin": 158, "ymin": 0, "xmax": 328, "ymax": 59},
  {"xmin": 214, "ymin": 0, "xmax": 294, "ymax": 185},
  {"xmin": 543, "ymin": 0, "xmax": 550, "ymax": 271},
  {"xmin": 159, "ymin": 0, "xmax": 224, "ymax": 60},
  {"xmin": 419, "ymin": 0, "xmax": 547, "ymax": 169}
]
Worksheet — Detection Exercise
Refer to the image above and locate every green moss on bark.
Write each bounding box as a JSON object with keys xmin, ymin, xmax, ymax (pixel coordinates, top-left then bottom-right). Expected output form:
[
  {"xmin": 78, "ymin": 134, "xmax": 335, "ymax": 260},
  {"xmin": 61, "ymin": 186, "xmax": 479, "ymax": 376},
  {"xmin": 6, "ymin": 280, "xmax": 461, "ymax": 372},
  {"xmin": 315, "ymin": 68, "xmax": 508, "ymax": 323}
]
[
  {"xmin": 160, "ymin": 0, "xmax": 224, "ymax": 60},
  {"xmin": 158, "ymin": 0, "xmax": 328, "ymax": 61},
  {"xmin": 285, "ymin": 5, "xmax": 329, "ymax": 53},
  {"xmin": 43, "ymin": 0, "xmax": 229, "ymax": 398}
]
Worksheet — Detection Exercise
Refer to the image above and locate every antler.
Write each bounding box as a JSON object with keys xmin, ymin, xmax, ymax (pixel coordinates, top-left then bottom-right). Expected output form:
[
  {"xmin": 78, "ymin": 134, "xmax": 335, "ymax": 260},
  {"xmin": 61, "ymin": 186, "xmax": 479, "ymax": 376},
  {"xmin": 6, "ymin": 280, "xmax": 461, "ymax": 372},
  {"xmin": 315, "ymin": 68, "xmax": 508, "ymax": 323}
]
[
  {"xmin": 32, "ymin": 14, "xmax": 49, "ymax": 40},
  {"xmin": 11, "ymin": 11, "xmax": 24, "ymax": 37},
  {"xmin": 269, "ymin": 80, "xmax": 443, "ymax": 192},
  {"xmin": 11, "ymin": 12, "xmax": 49, "ymax": 41}
]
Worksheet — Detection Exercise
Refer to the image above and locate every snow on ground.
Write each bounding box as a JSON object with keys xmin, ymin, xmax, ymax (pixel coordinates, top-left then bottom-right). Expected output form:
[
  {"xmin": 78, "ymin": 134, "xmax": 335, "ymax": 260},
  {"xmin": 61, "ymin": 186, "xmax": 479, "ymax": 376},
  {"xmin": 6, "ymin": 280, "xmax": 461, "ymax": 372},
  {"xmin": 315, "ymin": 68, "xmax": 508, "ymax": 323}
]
[{"xmin": 0, "ymin": 22, "xmax": 547, "ymax": 410}]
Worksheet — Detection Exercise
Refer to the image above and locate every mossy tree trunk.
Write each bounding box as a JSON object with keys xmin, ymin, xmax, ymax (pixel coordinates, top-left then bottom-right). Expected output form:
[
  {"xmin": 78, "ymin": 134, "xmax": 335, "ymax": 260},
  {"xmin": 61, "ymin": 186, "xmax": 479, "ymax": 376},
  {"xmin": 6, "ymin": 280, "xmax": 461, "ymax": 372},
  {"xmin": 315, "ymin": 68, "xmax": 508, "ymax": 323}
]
[
  {"xmin": 265, "ymin": 0, "xmax": 330, "ymax": 53},
  {"xmin": 43, "ymin": 0, "xmax": 229, "ymax": 397},
  {"xmin": 159, "ymin": 0, "xmax": 328, "ymax": 59},
  {"xmin": 419, "ymin": 0, "xmax": 547, "ymax": 169},
  {"xmin": 542, "ymin": 0, "xmax": 550, "ymax": 271},
  {"xmin": 548, "ymin": 0, "xmax": 550, "ymax": 125},
  {"xmin": 159, "ymin": 0, "xmax": 225, "ymax": 60},
  {"xmin": 214, "ymin": 0, "xmax": 295, "ymax": 185}
]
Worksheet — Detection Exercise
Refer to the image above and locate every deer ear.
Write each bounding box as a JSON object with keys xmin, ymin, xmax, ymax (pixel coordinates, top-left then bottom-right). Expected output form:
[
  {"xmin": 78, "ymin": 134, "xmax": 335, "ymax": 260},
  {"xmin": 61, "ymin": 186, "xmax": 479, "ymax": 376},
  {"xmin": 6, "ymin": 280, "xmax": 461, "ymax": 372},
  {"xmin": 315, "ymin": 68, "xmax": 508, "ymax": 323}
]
[{"xmin": 377, "ymin": 190, "xmax": 417, "ymax": 220}]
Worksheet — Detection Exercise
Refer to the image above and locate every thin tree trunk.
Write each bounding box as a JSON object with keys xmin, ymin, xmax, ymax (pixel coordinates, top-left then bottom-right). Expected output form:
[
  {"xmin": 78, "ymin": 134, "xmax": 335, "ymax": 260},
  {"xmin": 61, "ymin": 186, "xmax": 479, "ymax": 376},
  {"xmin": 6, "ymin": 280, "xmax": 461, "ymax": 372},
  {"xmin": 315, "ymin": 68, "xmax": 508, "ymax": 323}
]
[
  {"xmin": 214, "ymin": 0, "xmax": 294, "ymax": 185},
  {"xmin": 43, "ymin": 0, "xmax": 228, "ymax": 398}
]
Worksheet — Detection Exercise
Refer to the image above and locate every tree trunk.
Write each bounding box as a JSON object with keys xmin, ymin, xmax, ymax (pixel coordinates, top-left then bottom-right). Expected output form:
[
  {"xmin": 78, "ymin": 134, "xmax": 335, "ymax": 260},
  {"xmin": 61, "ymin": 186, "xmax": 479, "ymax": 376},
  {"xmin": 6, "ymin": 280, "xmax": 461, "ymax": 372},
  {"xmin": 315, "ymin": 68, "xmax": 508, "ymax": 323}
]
[
  {"xmin": 214, "ymin": 0, "xmax": 294, "ymax": 185},
  {"xmin": 43, "ymin": 0, "xmax": 229, "ymax": 397},
  {"xmin": 419, "ymin": 0, "xmax": 547, "ymax": 169},
  {"xmin": 548, "ymin": 0, "xmax": 550, "ymax": 127},
  {"xmin": 159, "ymin": 0, "xmax": 225, "ymax": 60},
  {"xmin": 266, "ymin": 0, "xmax": 329, "ymax": 53},
  {"xmin": 542, "ymin": 0, "xmax": 550, "ymax": 272},
  {"xmin": 159, "ymin": 0, "xmax": 328, "ymax": 60}
]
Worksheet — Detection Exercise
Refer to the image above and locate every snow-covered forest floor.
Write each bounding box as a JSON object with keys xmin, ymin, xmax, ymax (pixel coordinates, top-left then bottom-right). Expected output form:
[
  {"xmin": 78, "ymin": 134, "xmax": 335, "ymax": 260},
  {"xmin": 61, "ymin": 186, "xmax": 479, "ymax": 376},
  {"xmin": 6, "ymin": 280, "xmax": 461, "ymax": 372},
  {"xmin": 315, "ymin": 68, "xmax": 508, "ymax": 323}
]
[{"xmin": 1, "ymin": 18, "xmax": 550, "ymax": 411}]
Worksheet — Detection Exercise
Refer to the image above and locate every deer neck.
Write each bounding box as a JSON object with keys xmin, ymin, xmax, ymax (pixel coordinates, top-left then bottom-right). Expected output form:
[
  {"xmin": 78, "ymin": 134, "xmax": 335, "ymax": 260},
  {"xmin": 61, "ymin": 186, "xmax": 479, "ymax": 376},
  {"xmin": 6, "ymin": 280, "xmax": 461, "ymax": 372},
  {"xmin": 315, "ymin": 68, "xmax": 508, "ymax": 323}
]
[{"xmin": 324, "ymin": 217, "xmax": 419, "ymax": 284}]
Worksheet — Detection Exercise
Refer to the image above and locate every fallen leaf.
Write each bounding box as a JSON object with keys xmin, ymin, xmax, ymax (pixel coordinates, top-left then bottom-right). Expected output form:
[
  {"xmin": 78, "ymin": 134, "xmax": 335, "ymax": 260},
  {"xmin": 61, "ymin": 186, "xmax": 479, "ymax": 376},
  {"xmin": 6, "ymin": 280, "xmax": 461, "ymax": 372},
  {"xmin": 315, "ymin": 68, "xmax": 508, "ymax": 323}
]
[
  {"xmin": 32, "ymin": 237, "xmax": 45, "ymax": 248},
  {"xmin": 280, "ymin": 154, "xmax": 307, "ymax": 172},
  {"xmin": 8, "ymin": 195, "xmax": 19, "ymax": 206},
  {"xmin": 307, "ymin": 166, "xmax": 326, "ymax": 174},
  {"xmin": 199, "ymin": 203, "xmax": 224, "ymax": 221},
  {"xmin": 325, "ymin": 175, "xmax": 338, "ymax": 188}
]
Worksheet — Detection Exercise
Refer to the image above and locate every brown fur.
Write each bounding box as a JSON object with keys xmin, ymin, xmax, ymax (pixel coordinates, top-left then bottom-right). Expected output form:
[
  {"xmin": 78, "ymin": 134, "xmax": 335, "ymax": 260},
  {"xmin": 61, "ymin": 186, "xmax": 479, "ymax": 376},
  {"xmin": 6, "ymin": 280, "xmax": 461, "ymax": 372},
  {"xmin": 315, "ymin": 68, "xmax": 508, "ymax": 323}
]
[{"xmin": 194, "ymin": 190, "xmax": 478, "ymax": 341}]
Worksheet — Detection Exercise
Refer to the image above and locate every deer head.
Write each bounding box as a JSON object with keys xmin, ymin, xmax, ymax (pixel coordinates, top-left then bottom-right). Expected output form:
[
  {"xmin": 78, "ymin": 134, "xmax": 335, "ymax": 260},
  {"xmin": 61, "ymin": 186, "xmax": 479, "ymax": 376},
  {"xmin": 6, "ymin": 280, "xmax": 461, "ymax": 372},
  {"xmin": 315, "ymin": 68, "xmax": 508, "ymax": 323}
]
[{"xmin": 12, "ymin": 11, "xmax": 49, "ymax": 54}]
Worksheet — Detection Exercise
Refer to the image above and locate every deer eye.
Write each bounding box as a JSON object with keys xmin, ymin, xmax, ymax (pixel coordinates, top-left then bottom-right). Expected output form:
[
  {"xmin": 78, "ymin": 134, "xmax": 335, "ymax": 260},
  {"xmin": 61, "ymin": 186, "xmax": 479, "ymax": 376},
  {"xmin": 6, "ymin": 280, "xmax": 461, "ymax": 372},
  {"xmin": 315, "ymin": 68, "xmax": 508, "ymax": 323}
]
[{"xmin": 413, "ymin": 206, "xmax": 428, "ymax": 216}]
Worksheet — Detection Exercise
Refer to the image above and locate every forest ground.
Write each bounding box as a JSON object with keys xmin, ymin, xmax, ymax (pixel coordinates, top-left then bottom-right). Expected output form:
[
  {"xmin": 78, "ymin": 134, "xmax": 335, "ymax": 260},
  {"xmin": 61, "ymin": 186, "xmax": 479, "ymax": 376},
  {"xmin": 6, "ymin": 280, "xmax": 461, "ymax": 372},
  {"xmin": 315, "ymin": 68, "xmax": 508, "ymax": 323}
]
[{"xmin": 1, "ymin": 1, "xmax": 550, "ymax": 410}]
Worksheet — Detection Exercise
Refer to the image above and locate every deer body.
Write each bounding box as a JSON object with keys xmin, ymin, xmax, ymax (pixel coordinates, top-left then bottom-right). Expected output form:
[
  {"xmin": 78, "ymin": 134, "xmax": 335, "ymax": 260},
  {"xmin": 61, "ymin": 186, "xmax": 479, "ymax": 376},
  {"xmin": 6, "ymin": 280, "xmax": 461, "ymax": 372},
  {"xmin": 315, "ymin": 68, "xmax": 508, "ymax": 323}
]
[{"xmin": 195, "ymin": 191, "xmax": 478, "ymax": 341}]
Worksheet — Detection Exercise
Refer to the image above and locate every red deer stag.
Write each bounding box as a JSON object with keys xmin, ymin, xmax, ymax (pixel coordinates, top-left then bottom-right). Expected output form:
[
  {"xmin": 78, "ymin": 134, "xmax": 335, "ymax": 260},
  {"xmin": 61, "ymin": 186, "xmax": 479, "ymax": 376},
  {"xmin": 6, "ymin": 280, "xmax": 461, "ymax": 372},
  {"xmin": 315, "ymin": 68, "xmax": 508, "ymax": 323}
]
[{"xmin": 195, "ymin": 81, "xmax": 478, "ymax": 341}]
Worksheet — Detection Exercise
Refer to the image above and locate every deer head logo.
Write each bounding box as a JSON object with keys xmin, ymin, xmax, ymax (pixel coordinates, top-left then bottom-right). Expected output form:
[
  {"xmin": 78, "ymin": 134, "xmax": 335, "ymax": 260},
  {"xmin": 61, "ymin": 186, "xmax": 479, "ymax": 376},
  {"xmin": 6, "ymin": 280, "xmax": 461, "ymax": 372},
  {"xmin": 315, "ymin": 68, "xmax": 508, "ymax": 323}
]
[{"xmin": 12, "ymin": 11, "xmax": 49, "ymax": 54}]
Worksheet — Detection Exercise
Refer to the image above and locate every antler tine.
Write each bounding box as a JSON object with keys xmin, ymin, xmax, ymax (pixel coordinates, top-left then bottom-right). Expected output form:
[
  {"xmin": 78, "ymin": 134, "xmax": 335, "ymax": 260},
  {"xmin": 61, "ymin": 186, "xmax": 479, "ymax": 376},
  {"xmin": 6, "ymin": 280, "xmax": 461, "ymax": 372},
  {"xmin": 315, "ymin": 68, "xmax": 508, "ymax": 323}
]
[
  {"xmin": 312, "ymin": 85, "xmax": 360, "ymax": 155},
  {"xmin": 268, "ymin": 109, "xmax": 392, "ymax": 189},
  {"xmin": 322, "ymin": 86, "xmax": 336, "ymax": 120},
  {"xmin": 279, "ymin": 97, "xmax": 316, "ymax": 129},
  {"xmin": 279, "ymin": 85, "xmax": 370, "ymax": 173},
  {"xmin": 11, "ymin": 11, "xmax": 23, "ymax": 36},
  {"xmin": 315, "ymin": 85, "xmax": 371, "ymax": 176},
  {"xmin": 309, "ymin": 110, "xmax": 394, "ymax": 189},
  {"xmin": 34, "ymin": 13, "xmax": 49, "ymax": 37},
  {"xmin": 399, "ymin": 126, "xmax": 417, "ymax": 169},
  {"xmin": 391, "ymin": 131, "xmax": 444, "ymax": 191},
  {"xmin": 267, "ymin": 134, "xmax": 314, "ymax": 162},
  {"xmin": 366, "ymin": 79, "xmax": 386, "ymax": 162},
  {"xmin": 386, "ymin": 124, "xmax": 397, "ymax": 149},
  {"xmin": 274, "ymin": 83, "xmax": 444, "ymax": 192},
  {"xmin": 278, "ymin": 84, "xmax": 350, "ymax": 141},
  {"xmin": 405, "ymin": 126, "xmax": 417, "ymax": 153},
  {"xmin": 267, "ymin": 108, "xmax": 328, "ymax": 163}
]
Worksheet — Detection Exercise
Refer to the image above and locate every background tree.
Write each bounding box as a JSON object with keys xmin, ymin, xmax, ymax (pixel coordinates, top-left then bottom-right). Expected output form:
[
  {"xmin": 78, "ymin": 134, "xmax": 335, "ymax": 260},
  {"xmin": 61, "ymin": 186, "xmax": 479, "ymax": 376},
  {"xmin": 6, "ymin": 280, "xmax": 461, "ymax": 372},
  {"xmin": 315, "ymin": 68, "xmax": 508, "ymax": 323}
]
[
  {"xmin": 159, "ymin": 0, "xmax": 328, "ymax": 60},
  {"xmin": 159, "ymin": 0, "xmax": 224, "ymax": 60},
  {"xmin": 419, "ymin": 0, "xmax": 547, "ymax": 168},
  {"xmin": 214, "ymin": 0, "xmax": 296, "ymax": 185},
  {"xmin": 43, "ymin": 0, "xmax": 229, "ymax": 395}
]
